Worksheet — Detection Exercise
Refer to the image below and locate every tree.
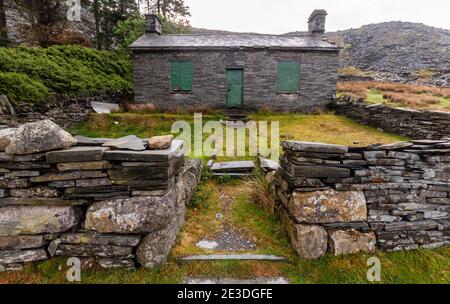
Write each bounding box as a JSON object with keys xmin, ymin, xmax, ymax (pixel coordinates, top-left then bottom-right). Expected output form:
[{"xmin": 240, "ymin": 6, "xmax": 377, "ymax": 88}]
[
  {"xmin": 141, "ymin": 0, "xmax": 190, "ymax": 24},
  {"xmin": 87, "ymin": 0, "xmax": 139, "ymax": 50},
  {"xmin": 0, "ymin": 0, "xmax": 8, "ymax": 46}
]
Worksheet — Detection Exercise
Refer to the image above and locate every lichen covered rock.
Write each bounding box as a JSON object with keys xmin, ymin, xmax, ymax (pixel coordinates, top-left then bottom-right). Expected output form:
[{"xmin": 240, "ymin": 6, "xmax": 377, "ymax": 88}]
[
  {"xmin": 288, "ymin": 189, "xmax": 367, "ymax": 224},
  {"xmin": 0, "ymin": 206, "xmax": 82, "ymax": 236},
  {"xmin": 329, "ymin": 230, "xmax": 376, "ymax": 256},
  {"xmin": 280, "ymin": 209, "xmax": 328, "ymax": 259},
  {"xmin": 85, "ymin": 190, "xmax": 178, "ymax": 234},
  {"xmin": 5, "ymin": 120, "xmax": 77, "ymax": 155}
]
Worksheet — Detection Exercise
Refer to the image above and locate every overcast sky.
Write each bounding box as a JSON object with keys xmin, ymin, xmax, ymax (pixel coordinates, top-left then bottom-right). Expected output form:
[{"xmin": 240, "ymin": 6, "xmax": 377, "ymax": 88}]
[{"xmin": 185, "ymin": 0, "xmax": 450, "ymax": 34}]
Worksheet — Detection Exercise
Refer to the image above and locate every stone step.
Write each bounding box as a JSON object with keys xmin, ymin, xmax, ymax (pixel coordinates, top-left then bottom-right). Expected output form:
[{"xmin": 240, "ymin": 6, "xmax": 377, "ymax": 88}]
[
  {"xmin": 184, "ymin": 277, "xmax": 290, "ymax": 284},
  {"xmin": 178, "ymin": 254, "xmax": 287, "ymax": 262},
  {"xmin": 210, "ymin": 161, "xmax": 255, "ymax": 173}
]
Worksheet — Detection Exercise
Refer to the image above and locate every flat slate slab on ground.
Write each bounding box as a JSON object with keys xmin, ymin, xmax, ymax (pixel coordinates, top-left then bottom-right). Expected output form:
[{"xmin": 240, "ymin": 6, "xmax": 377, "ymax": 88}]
[
  {"xmin": 91, "ymin": 102, "xmax": 120, "ymax": 114},
  {"xmin": 185, "ymin": 277, "xmax": 290, "ymax": 284},
  {"xmin": 210, "ymin": 161, "xmax": 255, "ymax": 173},
  {"xmin": 178, "ymin": 254, "xmax": 286, "ymax": 261}
]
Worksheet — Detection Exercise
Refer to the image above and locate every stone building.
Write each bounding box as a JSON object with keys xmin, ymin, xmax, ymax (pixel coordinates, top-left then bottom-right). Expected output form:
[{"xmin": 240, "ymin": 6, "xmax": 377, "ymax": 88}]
[{"xmin": 130, "ymin": 10, "xmax": 340, "ymax": 112}]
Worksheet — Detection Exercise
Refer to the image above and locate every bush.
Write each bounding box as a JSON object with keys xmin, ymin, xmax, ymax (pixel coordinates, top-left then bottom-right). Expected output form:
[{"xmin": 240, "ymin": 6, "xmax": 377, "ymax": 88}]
[
  {"xmin": 0, "ymin": 45, "xmax": 132, "ymax": 105},
  {"xmin": 0, "ymin": 72, "xmax": 50, "ymax": 104}
]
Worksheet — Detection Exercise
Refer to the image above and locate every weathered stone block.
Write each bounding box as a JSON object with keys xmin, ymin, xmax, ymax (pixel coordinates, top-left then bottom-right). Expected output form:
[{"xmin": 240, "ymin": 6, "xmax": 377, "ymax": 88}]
[
  {"xmin": 76, "ymin": 178, "xmax": 112, "ymax": 188},
  {"xmin": 290, "ymin": 165, "xmax": 351, "ymax": 178},
  {"xmin": 55, "ymin": 244, "xmax": 134, "ymax": 258},
  {"xmin": 148, "ymin": 135, "xmax": 174, "ymax": 150},
  {"xmin": 0, "ymin": 235, "xmax": 46, "ymax": 250},
  {"xmin": 85, "ymin": 189, "xmax": 178, "ymax": 234},
  {"xmin": 5, "ymin": 171, "xmax": 40, "ymax": 178},
  {"xmin": 60, "ymin": 232, "xmax": 142, "ymax": 247},
  {"xmin": 288, "ymin": 189, "xmax": 367, "ymax": 224},
  {"xmin": 64, "ymin": 186, "xmax": 129, "ymax": 200},
  {"xmin": 0, "ymin": 198, "xmax": 89, "ymax": 206},
  {"xmin": 104, "ymin": 140, "xmax": 183, "ymax": 162},
  {"xmin": 31, "ymin": 171, "xmax": 107, "ymax": 183},
  {"xmin": 46, "ymin": 147, "xmax": 109, "ymax": 163},
  {"xmin": 5, "ymin": 120, "xmax": 77, "ymax": 155},
  {"xmin": 0, "ymin": 206, "xmax": 81, "ymax": 236},
  {"xmin": 328, "ymin": 230, "xmax": 376, "ymax": 256},
  {"xmin": 0, "ymin": 178, "xmax": 30, "ymax": 189},
  {"xmin": 280, "ymin": 209, "xmax": 327, "ymax": 259},
  {"xmin": 10, "ymin": 187, "xmax": 59, "ymax": 198},
  {"xmin": 0, "ymin": 249, "xmax": 48, "ymax": 264},
  {"xmin": 282, "ymin": 141, "xmax": 348, "ymax": 154},
  {"xmin": 57, "ymin": 161, "xmax": 110, "ymax": 171}
]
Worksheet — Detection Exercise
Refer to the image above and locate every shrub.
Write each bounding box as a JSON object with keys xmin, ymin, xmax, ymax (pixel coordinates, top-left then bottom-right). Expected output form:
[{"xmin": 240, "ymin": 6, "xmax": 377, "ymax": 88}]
[
  {"xmin": 0, "ymin": 72, "xmax": 50, "ymax": 104},
  {"xmin": 0, "ymin": 45, "xmax": 132, "ymax": 105},
  {"xmin": 382, "ymin": 92, "xmax": 441, "ymax": 108}
]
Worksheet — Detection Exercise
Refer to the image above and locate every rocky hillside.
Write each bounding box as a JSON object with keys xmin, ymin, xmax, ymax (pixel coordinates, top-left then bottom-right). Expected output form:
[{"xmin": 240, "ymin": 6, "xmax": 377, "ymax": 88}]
[{"xmin": 325, "ymin": 22, "xmax": 450, "ymax": 86}]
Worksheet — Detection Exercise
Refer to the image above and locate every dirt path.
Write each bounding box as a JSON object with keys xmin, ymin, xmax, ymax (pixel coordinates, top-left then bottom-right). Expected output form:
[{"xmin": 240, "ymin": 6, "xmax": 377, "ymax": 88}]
[{"xmin": 170, "ymin": 179, "xmax": 293, "ymax": 283}]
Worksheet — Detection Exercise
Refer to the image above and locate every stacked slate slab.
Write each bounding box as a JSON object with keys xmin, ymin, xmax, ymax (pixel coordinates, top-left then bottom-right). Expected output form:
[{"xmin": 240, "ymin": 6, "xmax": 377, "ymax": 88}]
[
  {"xmin": 277, "ymin": 140, "xmax": 450, "ymax": 259},
  {"xmin": 0, "ymin": 120, "xmax": 202, "ymax": 271},
  {"xmin": 329, "ymin": 97, "xmax": 450, "ymax": 140}
]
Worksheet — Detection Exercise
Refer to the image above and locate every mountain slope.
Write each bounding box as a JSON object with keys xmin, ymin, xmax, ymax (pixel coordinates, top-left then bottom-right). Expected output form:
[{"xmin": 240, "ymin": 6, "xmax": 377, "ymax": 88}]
[{"xmin": 325, "ymin": 22, "xmax": 450, "ymax": 85}]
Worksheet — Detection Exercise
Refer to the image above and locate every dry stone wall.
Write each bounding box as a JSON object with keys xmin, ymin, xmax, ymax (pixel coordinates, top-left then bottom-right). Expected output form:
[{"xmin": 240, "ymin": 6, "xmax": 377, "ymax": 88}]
[
  {"xmin": 277, "ymin": 140, "xmax": 450, "ymax": 259},
  {"xmin": 329, "ymin": 97, "xmax": 450, "ymax": 140},
  {"xmin": 0, "ymin": 120, "xmax": 202, "ymax": 271}
]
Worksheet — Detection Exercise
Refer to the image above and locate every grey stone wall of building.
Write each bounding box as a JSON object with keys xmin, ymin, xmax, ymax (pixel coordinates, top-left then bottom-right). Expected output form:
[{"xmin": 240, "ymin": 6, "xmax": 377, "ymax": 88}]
[
  {"xmin": 133, "ymin": 49, "xmax": 339, "ymax": 112},
  {"xmin": 277, "ymin": 140, "xmax": 450, "ymax": 259},
  {"xmin": 329, "ymin": 97, "xmax": 450, "ymax": 139}
]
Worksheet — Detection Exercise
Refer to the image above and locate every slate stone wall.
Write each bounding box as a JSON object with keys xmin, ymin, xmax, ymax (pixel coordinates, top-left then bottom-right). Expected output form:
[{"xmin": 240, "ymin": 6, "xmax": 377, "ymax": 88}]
[
  {"xmin": 133, "ymin": 49, "xmax": 339, "ymax": 112},
  {"xmin": 329, "ymin": 97, "xmax": 450, "ymax": 139},
  {"xmin": 0, "ymin": 93, "xmax": 125, "ymax": 130},
  {"xmin": 0, "ymin": 139, "xmax": 202, "ymax": 271},
  {"xmin": 277, "ymin": 140, "xmax": 450, "ymax": 259}
]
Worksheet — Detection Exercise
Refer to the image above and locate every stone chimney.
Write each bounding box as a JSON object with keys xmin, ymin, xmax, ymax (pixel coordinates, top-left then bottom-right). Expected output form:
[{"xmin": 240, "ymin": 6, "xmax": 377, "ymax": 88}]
[
  {"xmin": 145, "ymin": 14, "xmax": 162, "ymax": 35},
  {"xmin": 308, "ymin": 10, "xmax": 327, "ymax": 35}
]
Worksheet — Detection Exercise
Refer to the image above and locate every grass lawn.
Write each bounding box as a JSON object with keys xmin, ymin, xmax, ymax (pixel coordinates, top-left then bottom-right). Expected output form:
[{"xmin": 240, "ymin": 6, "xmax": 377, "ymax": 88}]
[
  {"xmin": 72, "ymin": 112, "xmax": 406, "ymax": 151},
  {"xmin": 2, "ymin": 112, "xmax": 447, "ymax": 284}
]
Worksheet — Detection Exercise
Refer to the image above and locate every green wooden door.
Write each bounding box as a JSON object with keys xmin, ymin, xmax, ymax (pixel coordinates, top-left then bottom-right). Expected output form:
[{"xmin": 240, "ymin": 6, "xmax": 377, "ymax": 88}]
[{"xmin": 226, "ymin": 69, "xmax": 243, "ymax": 108}]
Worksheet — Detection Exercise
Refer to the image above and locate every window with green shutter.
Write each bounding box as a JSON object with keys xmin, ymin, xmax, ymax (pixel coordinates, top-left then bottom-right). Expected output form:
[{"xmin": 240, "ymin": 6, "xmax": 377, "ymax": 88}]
[
  {"xmin": 171, "ymin": 61, "xmax": 193, "ymax": 92},
  {"xmin": 277, "ymin": 61, "xmax": 300, "ymax": 93}
]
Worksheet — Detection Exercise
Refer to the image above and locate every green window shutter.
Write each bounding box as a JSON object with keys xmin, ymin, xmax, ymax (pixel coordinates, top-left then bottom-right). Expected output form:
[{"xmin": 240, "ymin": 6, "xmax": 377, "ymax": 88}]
[
  {"xmin": 277, "ymin": 61, "xmax": 300, "ymax": 93},
  {"xmin": 180, "ymin": 61, "xmax": 193, "ymax": 91},
  {"xmin": 171, "ymin": 61, "xmax": 192, "ymax": 91}
]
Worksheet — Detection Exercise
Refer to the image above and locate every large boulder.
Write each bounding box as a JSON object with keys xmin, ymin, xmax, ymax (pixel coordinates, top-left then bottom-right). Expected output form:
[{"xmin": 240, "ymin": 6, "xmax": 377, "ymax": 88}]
[
  {"xmin": 0, "ymin": 206, "xmax": 82, "ymax": 236},
  {"xmin": 85, "ymin": 190, "xmax": 178, "ymax": 234},
  {"xmin": 329, "ymin": 230, "xmax": 376, "ymax": 256},
  {"xmin": 288, "ymin": 189, "xmax": 367, "ymax": 224},
  {"xmin": 280, "ymin": 209, "xmax": 328, "ymax": 259},
  {"xmin": 5, "ymin": 120, "xmax": 77, "ymax": 155}
]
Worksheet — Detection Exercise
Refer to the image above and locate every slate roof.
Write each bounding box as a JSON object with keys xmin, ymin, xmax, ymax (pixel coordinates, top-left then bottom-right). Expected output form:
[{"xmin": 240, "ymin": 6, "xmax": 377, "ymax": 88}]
[{"xmin": 130, "ymin": 33, "xmax": 339, "ymax": 51}]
